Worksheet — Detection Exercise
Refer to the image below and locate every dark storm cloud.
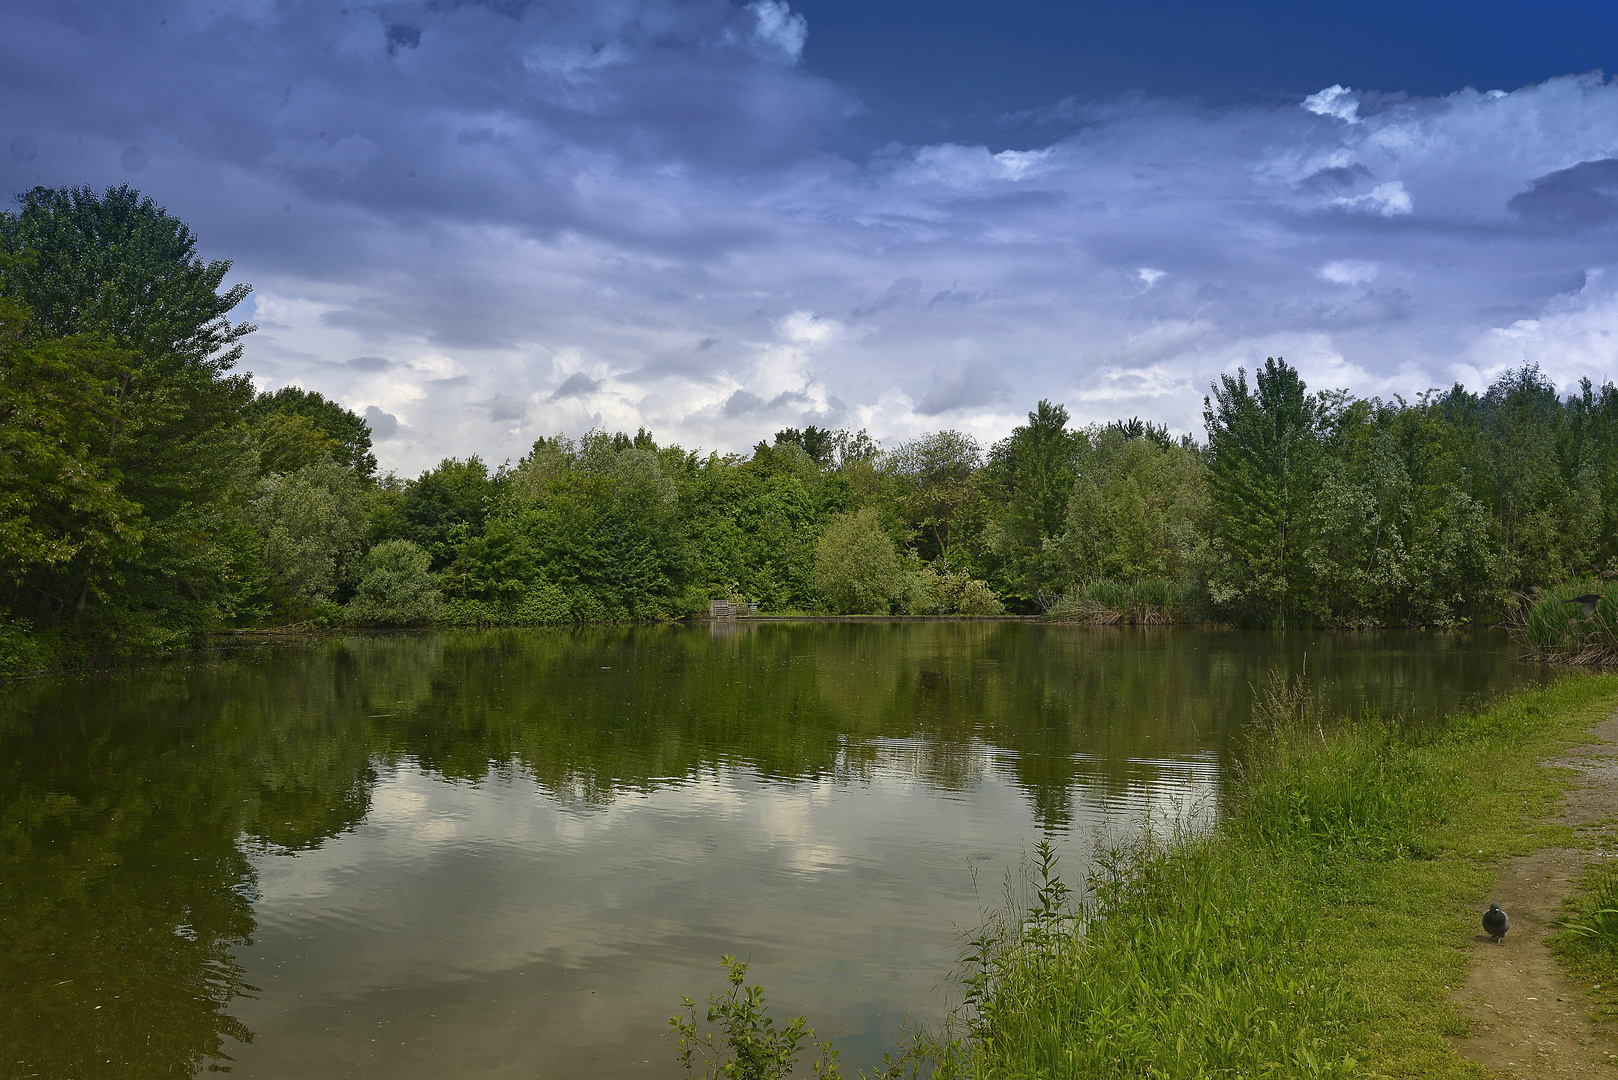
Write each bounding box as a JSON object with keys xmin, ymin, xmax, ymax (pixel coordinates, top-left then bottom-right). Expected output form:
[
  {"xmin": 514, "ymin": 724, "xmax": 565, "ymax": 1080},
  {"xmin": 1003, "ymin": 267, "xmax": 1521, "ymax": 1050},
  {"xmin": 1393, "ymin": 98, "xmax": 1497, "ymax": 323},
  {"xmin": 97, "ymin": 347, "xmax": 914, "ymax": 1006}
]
[
  {"xmin": 363, "ymin": 405, "xmax": 400, "ymax": 439},
  {"xmin": 344, "ymin": 355, "xmax": 395, "ymax": 372},
  {"xmin": 549, "ymin": 372, "xmax": 602, "ymax": 400},
  {"xmin": 1509, "ymin": 159, "xmax": 1618, "ymax": 230},
  {"xmin": 721, "ymin": 390, "xmax": 767, "ymax": 416},
  {"xmin": 915, "ymin": 362, "xmax": 1011, "ymax": 416}
]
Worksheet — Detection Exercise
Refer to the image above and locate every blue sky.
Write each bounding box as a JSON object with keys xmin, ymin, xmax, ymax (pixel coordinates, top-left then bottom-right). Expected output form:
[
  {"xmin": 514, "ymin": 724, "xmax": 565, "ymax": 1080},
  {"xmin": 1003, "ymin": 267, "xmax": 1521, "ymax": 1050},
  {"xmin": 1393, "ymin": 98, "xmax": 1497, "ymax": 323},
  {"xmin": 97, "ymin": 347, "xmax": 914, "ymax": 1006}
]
[{"xmin": 5, "ymin": 0, "xmax": 1618, "ymax": 473}]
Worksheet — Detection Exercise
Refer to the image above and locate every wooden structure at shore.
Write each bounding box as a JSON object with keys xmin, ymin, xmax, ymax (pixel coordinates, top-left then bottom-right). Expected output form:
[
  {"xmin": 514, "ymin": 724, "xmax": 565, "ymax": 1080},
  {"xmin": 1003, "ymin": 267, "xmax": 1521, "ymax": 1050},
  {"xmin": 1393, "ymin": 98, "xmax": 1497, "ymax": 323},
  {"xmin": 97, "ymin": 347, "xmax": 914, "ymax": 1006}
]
[{"xmin": 708, "ymin": 600, "xmax": 760, "ymax": 619}]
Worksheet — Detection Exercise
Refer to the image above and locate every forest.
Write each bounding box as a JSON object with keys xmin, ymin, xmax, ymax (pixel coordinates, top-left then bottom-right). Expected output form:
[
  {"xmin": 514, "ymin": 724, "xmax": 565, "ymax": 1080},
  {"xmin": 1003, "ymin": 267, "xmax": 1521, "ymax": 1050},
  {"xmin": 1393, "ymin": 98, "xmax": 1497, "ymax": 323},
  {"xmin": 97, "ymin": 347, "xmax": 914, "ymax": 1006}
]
[{"xmin": 5, "ymin": 184, "xmax": 1618, "ymax": 672}]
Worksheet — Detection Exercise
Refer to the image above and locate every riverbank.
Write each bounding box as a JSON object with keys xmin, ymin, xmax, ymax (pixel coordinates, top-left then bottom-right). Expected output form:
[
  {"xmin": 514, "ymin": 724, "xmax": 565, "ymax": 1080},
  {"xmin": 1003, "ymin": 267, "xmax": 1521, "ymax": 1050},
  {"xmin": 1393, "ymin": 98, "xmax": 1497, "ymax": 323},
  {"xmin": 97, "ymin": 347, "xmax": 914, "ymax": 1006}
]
[{"xmin": 887, "ymin": 673, "xmax": 1618, "ymax": 1079}]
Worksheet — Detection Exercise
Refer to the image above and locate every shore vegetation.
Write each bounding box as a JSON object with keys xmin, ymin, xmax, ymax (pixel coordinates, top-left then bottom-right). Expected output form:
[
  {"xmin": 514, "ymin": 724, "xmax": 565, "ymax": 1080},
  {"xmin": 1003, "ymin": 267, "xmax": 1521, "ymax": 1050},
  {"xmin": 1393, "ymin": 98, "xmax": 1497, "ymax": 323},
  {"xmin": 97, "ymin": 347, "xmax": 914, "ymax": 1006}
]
[{"xmin": 9, "ymin": 185, "xmax": 1618, "ymax": 671}]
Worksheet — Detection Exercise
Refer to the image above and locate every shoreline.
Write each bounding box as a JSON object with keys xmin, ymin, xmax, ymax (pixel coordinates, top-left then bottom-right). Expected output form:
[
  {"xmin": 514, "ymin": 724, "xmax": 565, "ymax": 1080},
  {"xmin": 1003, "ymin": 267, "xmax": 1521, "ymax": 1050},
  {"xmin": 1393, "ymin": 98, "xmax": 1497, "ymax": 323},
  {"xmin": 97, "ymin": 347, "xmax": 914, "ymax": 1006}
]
[{"xmin": 880, "ymin": 673, "xmax": 1618, "ymax": 1078}]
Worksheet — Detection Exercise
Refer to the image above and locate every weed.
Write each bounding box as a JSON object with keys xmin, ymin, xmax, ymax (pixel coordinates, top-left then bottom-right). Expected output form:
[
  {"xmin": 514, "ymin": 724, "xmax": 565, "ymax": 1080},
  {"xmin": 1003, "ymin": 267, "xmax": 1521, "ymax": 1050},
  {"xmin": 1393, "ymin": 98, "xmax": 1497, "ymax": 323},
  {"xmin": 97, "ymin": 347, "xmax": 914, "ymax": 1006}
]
[{"xmin": 671, "ymin": 955, "xmax": 842, "ymax": 1080}]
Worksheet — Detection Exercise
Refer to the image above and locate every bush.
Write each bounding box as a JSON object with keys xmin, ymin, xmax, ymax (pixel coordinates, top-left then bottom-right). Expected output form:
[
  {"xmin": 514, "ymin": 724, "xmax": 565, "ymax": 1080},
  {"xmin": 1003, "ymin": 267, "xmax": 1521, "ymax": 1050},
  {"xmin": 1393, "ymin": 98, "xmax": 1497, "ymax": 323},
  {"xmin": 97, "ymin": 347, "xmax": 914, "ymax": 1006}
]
[
  {"xmin": 896, "ymin": 561, "xmax": 1005, "ymax": 616},
  {"xmin": 813, "ymin": 508, "xmax": 901, "ymax": 614},
  {"xmin": 671, "ymin": 956, "xmax": 842, "ymax": 1080},
  {"xmin": 438, "ymin": 583, "xmax": 575, "ymax": 627},
  {"xmin": 346, "ymin": 540, "xmax": 441, "ymax": 626}
]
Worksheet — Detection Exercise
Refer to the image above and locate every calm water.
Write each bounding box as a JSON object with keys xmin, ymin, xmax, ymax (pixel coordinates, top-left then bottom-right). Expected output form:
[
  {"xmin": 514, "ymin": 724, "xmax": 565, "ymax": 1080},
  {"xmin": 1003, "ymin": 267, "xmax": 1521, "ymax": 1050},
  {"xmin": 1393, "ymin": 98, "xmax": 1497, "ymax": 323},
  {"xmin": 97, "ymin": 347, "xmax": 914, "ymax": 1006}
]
[{"xmin": 1, "ymin": 622, "xmax": 1545, "ymax": 1078}]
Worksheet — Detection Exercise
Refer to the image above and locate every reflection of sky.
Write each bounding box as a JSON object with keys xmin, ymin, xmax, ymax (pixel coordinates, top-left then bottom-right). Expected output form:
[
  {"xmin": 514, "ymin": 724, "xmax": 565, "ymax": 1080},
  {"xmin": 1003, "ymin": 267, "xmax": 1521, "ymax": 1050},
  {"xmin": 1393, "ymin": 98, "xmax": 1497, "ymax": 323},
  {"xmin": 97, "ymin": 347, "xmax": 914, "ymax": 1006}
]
[{"xmin": 232, "ymin": 744, "xmax": 1213, "ymax": 1078}]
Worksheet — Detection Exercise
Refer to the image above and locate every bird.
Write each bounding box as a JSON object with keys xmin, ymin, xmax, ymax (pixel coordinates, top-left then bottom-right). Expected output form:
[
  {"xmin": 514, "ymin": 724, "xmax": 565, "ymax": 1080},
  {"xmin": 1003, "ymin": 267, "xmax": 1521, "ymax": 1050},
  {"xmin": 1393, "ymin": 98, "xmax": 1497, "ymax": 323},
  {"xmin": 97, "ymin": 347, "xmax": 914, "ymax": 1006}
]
[
  {"xmin": 1567, "ymin": 594, "xmax": 1603, "ymax": 617},
  {"xmin": 1483, "ymin": 902, "xmax": 1509, "ymax": 945}
]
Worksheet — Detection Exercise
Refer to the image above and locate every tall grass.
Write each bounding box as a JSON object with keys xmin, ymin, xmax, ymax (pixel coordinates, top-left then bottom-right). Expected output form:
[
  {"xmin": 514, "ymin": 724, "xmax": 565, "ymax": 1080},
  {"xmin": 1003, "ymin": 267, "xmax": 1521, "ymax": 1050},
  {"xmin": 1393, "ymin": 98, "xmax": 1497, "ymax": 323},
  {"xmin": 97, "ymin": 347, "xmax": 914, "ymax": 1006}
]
[
  {"xmin": 1045, "ymin": 579, "xmax": 1195, "ymax": 625},
  {"xmin": 1513, "ymin": 580, "xmax": 1618, "ymax": 664},
  {"xmin": 1551, "ymin": 864, "xmax": 1618, "ymax": 1009},
  {"xmin": 865, "ymin": 672, "xmax": 1618, "ymax": 1080}
]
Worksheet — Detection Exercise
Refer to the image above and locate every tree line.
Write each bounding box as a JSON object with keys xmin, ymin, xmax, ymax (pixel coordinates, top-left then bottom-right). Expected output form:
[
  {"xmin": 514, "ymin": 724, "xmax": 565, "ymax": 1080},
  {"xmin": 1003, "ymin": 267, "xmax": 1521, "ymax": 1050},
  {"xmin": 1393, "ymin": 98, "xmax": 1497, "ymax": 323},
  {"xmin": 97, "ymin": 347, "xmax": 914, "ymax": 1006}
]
[{"xmin": 4, "ymin": 185, "xmax": 1616, "ymax": 669}]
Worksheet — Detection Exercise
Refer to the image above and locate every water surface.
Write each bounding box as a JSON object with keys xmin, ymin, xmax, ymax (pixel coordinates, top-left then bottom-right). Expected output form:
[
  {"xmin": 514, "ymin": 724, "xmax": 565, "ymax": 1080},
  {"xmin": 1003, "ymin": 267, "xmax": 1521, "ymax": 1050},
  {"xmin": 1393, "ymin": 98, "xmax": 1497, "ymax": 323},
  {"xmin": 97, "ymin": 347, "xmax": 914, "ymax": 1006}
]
[{"xmin": 0, "ymin": 623, "xmax": 1543, "ymax": 1078}]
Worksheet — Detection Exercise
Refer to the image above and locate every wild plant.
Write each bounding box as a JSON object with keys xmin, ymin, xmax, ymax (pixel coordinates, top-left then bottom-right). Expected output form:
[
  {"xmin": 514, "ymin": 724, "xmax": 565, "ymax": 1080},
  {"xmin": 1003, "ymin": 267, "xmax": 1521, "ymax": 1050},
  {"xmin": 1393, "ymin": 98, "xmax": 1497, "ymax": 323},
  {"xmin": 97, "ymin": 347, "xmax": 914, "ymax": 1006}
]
[{"xmin": 670, "ymin": 955, "xmax": 842, "ymax": 1080}]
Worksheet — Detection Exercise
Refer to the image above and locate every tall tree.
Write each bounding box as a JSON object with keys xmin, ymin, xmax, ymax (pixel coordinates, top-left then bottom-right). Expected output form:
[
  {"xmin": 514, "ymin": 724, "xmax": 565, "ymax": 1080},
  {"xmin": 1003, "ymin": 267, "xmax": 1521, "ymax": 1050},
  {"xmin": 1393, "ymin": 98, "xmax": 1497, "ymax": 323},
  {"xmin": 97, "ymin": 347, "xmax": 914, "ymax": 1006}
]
[
  {"xmin": 0, "ymin": 186, "xmax": 258, "ymax": 640},
  {"xmin": 1202, "ymin": 358, "xmax": 1321, "ymax": 624},
  {"xmin": 984, "ymin": 400, "xmax": 1084, "ymax": 608}
]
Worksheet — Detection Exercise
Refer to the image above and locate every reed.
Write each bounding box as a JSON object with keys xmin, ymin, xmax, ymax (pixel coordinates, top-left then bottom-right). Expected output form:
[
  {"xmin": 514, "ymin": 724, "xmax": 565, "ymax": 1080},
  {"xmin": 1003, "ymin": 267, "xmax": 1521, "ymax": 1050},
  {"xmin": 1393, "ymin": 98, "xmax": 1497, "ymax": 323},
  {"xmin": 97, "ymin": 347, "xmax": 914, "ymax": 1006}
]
[
  {"xmin": 1513, "ymin": 581, "xmax": 1618, "ymax": 664},
  {"xmin": 1044, "ymin": 579, "xmax": 1190, "ymax": 625}
]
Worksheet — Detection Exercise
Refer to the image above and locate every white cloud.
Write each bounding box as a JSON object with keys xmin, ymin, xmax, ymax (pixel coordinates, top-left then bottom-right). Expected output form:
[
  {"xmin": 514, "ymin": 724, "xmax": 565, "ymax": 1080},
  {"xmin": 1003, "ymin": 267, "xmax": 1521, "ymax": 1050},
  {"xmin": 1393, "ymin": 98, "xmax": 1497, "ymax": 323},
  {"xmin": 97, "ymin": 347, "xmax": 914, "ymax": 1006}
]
[
  {"xmin": 750, "ymin": 0, "xmax": 807, "ymax": 63},
  {"xmin": 14, "ymin": 0, "xmax": 1618, "ymax": 473},
  {"xmin": 1319, "ymin": 260, "xmax": 1378, "ymax": 285},
  {"xmin": 1459, "ymin": 270, "xmax": 1618, "ymax": 391},
  {"xmin": 1331, "ymin": 180, "xmax": 1413, "ymax": 216},
  {"xmin": 1302, "ymin": 84, "xmax": 1361, "ymax": 123}
]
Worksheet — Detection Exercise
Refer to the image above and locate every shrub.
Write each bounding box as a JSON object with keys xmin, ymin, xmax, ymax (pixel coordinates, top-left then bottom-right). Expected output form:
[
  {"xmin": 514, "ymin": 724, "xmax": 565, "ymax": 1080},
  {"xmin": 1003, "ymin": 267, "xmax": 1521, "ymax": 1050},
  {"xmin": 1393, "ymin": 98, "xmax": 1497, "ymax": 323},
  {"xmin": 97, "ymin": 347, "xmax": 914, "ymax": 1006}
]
[
  {"xmin": 896, "ymin": 561, "xmax": 1005, "ymax": 616},
  {"xmin": 813, "ymin": 508, "xmax": 901, "ymax": 614},
  {"xmin": 671, "ymin": 957, "xmax": 842, "ymax": 1080},
  {"xmin": 346, "ymin": 540, "xmax": 441, "ymax": 626}
]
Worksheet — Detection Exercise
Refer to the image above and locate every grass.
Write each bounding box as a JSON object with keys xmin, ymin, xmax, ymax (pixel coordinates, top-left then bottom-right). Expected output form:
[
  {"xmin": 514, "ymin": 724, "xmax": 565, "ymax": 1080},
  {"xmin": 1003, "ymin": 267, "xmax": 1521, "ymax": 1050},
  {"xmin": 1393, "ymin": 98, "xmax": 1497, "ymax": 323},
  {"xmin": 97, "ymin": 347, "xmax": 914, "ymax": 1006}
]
[
  {"xmin": 1550, "ymin": 859, "xmax": 1618, "ymax": 1020},
  {"xmin": 1045, "ymin": 579, "xmax": 1197, "ymax": 625},
  {"xmin": 1513, "ymin": 580, "xmax": 1618, "ymax": 664},
  {"xmin": 867, "ymin": 671, "xmax": 1618, "ymax": 1079}
]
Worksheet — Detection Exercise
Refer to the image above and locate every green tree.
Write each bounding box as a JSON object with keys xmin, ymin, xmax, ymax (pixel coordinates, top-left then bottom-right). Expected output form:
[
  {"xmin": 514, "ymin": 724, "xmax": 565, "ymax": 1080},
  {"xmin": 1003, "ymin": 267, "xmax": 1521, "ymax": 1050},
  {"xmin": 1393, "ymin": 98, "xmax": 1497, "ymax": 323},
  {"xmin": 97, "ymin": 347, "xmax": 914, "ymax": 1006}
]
[
  {"xmin": 1202, "ymin": 358, "xmax": 1322, "ymax": 625},
  {"xmin": 346, "ymin": 540, "xmax": 441, "ymax": 626},
  {"xmin": 389, "ymin": 456, "xmax": 500, "ymax": 570},
  {"xmin": 249, "ymin": 458, "xmax": 370, "ymax": 615},
  {"xmin": 0, "ymin": 297, "xmax": 142, "ymax": 613},
  {"xmin": 983, "ymin": 400, "xmax": 1085, "ymax": 608},
  {"xmin": 0, "ymin": 185, "xmax": 252, "ymax": 369},
  {"xmin": 1047, "ymin": 425, "xmax": 1206, "ymax": 588},
  {"xmin": 0, "ymin": 188, "xmax": 260, "ymax": 644},
  {"xmin": 247, "ymin": 386, "xmax": 377, "ymax": 478},
  {"xmin": 887, "ymin": 430, "xmax": 986, "ymax": 568}
]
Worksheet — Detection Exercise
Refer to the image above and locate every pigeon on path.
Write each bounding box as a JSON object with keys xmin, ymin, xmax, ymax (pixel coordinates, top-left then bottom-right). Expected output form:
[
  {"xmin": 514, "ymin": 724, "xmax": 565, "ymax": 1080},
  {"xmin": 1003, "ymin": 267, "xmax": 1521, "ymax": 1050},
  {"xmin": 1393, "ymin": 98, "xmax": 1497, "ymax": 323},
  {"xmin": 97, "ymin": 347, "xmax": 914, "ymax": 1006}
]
[{"xmin": 1483, "ymin": 902, "xmax": 1509, "ymax": 945}]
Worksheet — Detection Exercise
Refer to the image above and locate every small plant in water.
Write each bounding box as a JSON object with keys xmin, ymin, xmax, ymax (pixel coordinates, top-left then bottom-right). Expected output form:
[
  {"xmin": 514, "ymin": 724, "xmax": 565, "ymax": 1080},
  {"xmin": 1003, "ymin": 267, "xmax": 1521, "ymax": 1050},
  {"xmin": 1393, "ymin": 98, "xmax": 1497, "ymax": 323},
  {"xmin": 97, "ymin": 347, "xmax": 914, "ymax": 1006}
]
[{"xmin": 671, "ymin": 955, "xmax": 842, "ymax": 1079}]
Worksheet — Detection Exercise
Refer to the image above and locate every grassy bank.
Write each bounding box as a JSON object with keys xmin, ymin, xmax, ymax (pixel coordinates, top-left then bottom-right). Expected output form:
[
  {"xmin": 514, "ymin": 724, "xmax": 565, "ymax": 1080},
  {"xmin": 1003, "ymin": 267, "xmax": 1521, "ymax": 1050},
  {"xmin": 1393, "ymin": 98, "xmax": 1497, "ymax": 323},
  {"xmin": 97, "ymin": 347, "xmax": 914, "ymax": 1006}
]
[{"xmin": 867, "ymin": 672, "xmax": 1618, "ymax": 1078}]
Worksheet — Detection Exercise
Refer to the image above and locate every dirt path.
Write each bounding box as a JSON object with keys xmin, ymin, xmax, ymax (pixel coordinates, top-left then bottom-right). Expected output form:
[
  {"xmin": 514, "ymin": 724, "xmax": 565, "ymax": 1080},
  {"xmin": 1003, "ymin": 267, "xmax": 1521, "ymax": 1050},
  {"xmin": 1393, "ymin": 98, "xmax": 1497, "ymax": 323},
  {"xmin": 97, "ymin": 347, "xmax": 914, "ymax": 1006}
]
[{"xmin": 1448, "ymin": 714, "xmax": 1618, "ymax": 1077}]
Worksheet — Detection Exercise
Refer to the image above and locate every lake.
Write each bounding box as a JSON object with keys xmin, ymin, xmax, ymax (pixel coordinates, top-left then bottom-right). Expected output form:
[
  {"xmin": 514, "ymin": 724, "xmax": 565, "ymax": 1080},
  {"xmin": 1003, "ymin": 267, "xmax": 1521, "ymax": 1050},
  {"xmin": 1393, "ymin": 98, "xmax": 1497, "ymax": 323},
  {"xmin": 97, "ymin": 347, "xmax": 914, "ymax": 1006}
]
[{"xmin": 0, "ymin": 622, "xmax": 1545, "ymax": 1078}]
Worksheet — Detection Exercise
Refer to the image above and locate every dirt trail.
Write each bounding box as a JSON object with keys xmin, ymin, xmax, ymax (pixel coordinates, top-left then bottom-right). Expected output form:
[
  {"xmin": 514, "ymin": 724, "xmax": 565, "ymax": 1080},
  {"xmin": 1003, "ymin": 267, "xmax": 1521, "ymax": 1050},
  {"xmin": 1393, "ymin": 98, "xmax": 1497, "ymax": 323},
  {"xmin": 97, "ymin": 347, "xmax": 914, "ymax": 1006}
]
[{"xmin": 1448, "ymin": 714, "xmax": 1618, "ymax": 1077}]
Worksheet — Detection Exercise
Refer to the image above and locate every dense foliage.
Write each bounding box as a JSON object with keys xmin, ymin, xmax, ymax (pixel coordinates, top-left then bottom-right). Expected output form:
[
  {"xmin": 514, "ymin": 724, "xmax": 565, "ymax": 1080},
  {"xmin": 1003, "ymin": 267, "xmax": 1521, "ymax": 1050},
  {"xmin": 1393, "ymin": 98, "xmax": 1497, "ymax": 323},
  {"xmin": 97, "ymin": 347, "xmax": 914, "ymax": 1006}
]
[{"xmin": 5, "ymin": 184, "xmax": 1618, "ymax": 671}]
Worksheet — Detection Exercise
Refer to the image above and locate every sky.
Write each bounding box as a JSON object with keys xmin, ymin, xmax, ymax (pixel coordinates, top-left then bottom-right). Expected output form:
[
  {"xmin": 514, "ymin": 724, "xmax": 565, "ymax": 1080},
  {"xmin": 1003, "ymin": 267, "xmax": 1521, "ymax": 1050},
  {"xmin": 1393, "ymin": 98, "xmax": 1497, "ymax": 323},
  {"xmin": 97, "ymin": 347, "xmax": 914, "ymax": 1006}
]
[{"xmin": 5, "ymin": 0, "xmax": 1618, "ymax": 475}]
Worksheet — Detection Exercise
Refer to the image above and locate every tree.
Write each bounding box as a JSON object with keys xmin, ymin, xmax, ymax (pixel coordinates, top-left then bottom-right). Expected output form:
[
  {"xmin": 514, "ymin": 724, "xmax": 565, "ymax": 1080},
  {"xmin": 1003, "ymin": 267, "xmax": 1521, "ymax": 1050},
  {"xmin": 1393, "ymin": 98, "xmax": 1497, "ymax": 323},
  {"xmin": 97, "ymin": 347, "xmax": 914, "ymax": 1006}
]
[
  {"xmin": 887, "ymin": 430, "xmax": 985, "ymax": 567},
  {"xmin": 1202, "ymin": 358, "xmax": 1322, "ymax": 624},
  {"xmin": 0, "ymin": 185, "xmax": 253, "ymax": 370},
  {"xmin": 1046, "ymin": 426, "xmax": 1206, "ymax": 588},
  {"xmin": 247, "ymin": 386, "xmax": 377, "ymax": 478},
  {"xmin": 250, "ymin": 458, "xmax": 370, "ymax": 614},
  {"xmin": 346, "ymin": 540, "xmax": 441, "ymax": 626},
  {"xmin": 983, "ymin": 400, "xmax": 1085, "ymax": 608},
  {"xmin": 391, "ymin": 457, "xmax": 500, "ymax": 570},
  {"xmin": 0, "ymin": 297, "xmax": 142, "ymax": 611},
  {"xmin": 813, "ymin": 508, "xmax": 901, "ymax": 614},
  {"xmin": 0, "ymin": 186, "xmax": 260, "ymax": 641}
]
